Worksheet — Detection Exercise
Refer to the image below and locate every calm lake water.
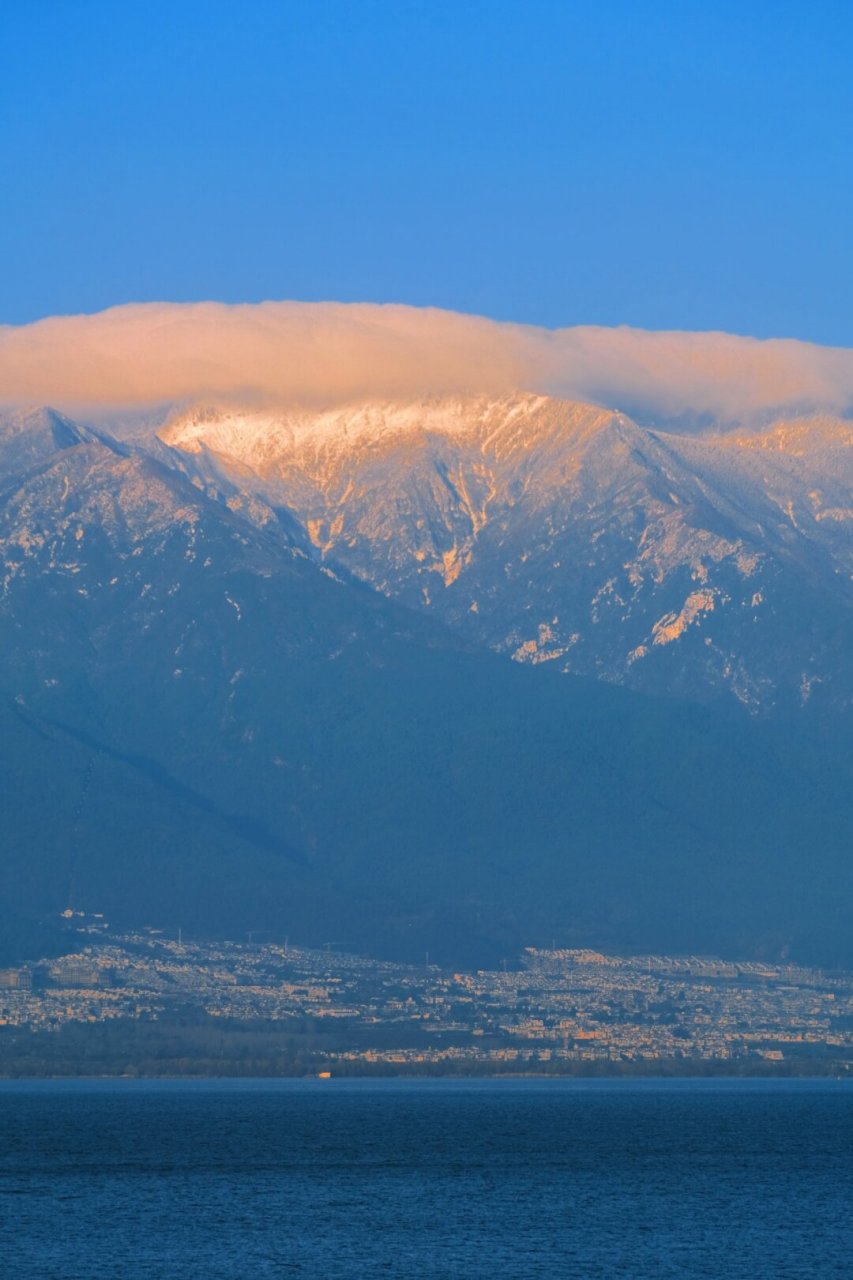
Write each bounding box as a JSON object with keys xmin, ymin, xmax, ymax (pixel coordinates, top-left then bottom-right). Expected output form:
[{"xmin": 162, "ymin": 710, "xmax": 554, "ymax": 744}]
[{"xmin": 2, "ymin": 1078, "xmax": 852, "ymax": 1278}]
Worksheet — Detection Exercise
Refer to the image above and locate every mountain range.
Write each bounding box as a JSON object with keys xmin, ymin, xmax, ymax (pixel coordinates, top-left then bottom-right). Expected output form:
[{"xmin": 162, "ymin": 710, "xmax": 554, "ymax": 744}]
[{"xmin": 1, "ymin": 400, "xmax": 851, "ymax": 968}]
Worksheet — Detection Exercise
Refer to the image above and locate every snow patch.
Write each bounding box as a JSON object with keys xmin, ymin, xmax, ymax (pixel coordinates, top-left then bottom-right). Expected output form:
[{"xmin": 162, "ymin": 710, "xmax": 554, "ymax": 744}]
[{"xmin": 652, "ymin": 590, "xmax": 716, "ymax": 646}]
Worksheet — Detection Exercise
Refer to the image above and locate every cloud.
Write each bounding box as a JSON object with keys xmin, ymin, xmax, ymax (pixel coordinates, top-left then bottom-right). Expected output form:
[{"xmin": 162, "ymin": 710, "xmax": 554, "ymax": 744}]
[
  {"xmin": 1, "ymin": 300, "xmax": 852, "ymax": 426},
  {"xmin": 537, "ymin": 326, "xmax": 853, "ymax": 424}
]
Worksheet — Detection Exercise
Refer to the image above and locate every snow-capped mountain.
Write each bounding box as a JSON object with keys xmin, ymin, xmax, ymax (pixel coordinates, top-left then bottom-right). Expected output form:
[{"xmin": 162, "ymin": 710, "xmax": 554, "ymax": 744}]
[{"xmin": 162, "ymin": 395, "xmax": 853, "ymax": 715}]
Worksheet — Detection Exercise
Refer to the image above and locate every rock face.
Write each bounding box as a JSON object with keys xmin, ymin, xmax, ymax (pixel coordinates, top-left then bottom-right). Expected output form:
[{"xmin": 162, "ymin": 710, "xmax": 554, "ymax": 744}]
[
  {"xmin": 163, "ymin": 395, "xmax": 853, "ymax": 715},
  {"xmin": 1, "ymin": 404, "xmax": 852, "ymax": 968}
]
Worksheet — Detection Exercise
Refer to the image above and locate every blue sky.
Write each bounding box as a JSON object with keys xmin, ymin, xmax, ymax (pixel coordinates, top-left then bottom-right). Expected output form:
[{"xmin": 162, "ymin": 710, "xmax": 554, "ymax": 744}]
[{"xmin": 2, "ymin": 1, "xmax": 852, "ymax": 342}]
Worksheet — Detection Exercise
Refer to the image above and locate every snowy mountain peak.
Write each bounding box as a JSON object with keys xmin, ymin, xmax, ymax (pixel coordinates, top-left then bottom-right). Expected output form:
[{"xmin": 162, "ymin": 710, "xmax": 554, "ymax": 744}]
[
  {"xmin": 0, "ymin": 405, "xmax": 93, "ymax": 475},
  {"xmin": 159, "ymin": 394, "xmax": 624, "ymax": 470}
]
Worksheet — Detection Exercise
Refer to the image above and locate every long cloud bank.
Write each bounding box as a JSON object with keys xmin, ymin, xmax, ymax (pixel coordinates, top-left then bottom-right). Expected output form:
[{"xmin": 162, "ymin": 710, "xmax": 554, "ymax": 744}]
[{"xmin": 1, "ymin": 301, "xmax": 853, "ymax": 425}]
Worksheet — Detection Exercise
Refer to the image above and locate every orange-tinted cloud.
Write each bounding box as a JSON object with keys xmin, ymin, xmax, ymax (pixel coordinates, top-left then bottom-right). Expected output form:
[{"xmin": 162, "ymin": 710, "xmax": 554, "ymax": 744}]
[{"xmin": 1, "ymin": 301, "xmax": 852, "ymax": 425}]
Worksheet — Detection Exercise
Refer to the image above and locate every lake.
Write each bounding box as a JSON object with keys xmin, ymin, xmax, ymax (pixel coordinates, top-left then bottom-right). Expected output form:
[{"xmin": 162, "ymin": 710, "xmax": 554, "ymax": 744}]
[{"xmin": 2, "ymin": 1078, "xmax": 851, "ymax": 1278}]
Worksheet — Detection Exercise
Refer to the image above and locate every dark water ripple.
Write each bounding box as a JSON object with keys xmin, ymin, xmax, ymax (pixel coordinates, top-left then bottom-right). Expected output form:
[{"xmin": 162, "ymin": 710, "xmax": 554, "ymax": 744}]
[{"xmin": 1, "ymin": 1079, "xmax": 851, "ymax": 1279}]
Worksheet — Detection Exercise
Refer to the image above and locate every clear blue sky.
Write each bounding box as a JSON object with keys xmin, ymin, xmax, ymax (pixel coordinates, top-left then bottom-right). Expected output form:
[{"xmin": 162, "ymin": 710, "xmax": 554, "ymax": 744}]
[{"xmin": 2, "ymin": 0, "xmax": 852, "ymax": 342}]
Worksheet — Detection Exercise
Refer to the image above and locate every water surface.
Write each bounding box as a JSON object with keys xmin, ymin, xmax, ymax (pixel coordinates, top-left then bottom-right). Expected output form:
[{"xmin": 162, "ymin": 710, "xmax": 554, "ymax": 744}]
[{"xmin": 2, "ymin": 1078, "xmax": 851, "ymax": 1278}]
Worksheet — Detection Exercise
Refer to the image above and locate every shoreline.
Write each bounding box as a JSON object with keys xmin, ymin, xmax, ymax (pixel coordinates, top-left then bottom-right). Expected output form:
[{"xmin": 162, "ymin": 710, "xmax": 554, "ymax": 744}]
[{"xmin": 2, "ymin": 1062, "xmax": 852, "ymax": 1083}]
